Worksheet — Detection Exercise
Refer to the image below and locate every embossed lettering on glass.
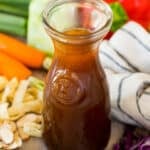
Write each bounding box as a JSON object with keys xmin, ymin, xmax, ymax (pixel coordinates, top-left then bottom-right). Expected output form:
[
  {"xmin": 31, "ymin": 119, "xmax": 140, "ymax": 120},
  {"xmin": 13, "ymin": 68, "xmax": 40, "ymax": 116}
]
[
  {"xmin": 43, "ymin": 0, "xmax": 112, "ymax": 150},
  {"xmin": 51, "ymin": 70, "xmax": 84, "ymax": 105}
]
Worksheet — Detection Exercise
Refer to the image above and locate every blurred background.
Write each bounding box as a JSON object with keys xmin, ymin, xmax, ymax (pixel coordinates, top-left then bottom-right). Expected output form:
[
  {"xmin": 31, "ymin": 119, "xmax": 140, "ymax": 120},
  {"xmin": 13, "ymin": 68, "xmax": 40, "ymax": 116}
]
[{"xmin": 0, "ymin": 0, "xmax": 149, "ymax": 55}]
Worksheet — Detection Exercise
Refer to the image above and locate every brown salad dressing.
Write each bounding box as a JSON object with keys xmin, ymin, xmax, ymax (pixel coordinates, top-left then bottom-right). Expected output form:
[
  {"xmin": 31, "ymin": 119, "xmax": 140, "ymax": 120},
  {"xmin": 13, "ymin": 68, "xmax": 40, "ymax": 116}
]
[{"xmin": 43, "ymin": 28, "xmax": 111, "ymax": 150}]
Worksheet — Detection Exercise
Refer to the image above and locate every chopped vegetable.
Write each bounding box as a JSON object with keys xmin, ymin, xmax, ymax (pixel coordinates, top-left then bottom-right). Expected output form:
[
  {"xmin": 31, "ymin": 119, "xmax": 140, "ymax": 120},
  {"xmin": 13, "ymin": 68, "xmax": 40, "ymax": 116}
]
[
  {"xmin": 0, "ymin": 0, "xmax": 31, "ymax": 7},
  {"xmin": 0, "ymin": 52, "xmax": 32, "ymax": 80},
  {"xmin": 9, "ymin": 100, "xmax": 43, "ymax": 121},
  {"xmin": 0, "ymin": 0, "xmax": 30, "ymax": 37},
  {"xmin": 0, "ymin": 125, "xmax": 22, "ymax": 150},
  {"xmin": 0, "ymin": 13, "xmax": 27, "ymax": 37},
  {"xmin": 17, "ymin": 114, "xmax": 41, "ymax": 127},
  {"xmin": 7, "ymin": 132, "xmax": 22, "ymax": 150},
  {"xmin": 0, "ymin": 3, "xmax": 29, "ymax": 17},
  {"xmin": 0, "ymin": 76, "xmax": 8, "ymax": 91},
  {"xmin": 130, "ymin": 137, "xmax": 150, "ymax": 150},
  {"xmin": 114, "ymin": 137, "xmax": 150, "ymax": 150},
  {"xmin": 114, "ymin": 126, "xmax": 150, "ymax": 150},
  {"xmin": 18, "ymin": 127, "xmax": 30, "ymax": 140},
  {"xmin": 0, "ymin": 33, "xmax": 46, "ymax": 68},
  {"xmin": 0, "ymin": 103, "xmax": 9, "ymax": 120},
  {"xmin": 43, "ymin": 57, "xmax": 52, "ymax": 70},
  {"xmin": 0, "ymin": 122, "xmax": 14, "ymax": 144},
  {"xmin": 0, "ymin": 76, "xmax": 44, "ymax": 149},
  {"xmin": 23, "ymin": 122, "xmax": 43, "ymax": 138},
  {"xmin": 29, "ymin": 76, "xmax": 44, "ymax": 91},
  {"xmin": 17, "ymin": 113, "xmax": 42, "ymax": 140},
  {"xmin": 1, "ymin": 78, "xmax": 18, "ymax": 102},
  {"xmin": 13, "ymin": 80, "xmax": 30, "ymax": 105}
]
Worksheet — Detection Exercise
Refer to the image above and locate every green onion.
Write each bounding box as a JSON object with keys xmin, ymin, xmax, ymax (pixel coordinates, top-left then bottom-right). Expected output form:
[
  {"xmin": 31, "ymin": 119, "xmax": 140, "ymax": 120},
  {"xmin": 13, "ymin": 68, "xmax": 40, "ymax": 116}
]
[
  {"xmin": 0, "ymin": 0, "xmax": 31, "ymax": 7},
  {"xmin": 0, "ymin": 13, "xmax": 27, "ymax": 37},
  {"xmin": 0, "ymin": 4, "xmax": 28, "ymax": 17},
  {"xmin": 29, "ymin": 77, "xmax": 44, "ymax": 91}
]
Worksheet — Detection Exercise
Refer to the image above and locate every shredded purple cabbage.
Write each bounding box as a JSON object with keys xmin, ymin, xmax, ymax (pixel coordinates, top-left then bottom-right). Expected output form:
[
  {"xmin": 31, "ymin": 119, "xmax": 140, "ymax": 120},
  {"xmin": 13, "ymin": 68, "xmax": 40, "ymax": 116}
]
[
  {"xmin": 114, "ymin": 126, "xmax": 150, "ymax": 150},
  {"xmin": 130, "ymin": 137, "xmax": 150, "ymax": 150}
]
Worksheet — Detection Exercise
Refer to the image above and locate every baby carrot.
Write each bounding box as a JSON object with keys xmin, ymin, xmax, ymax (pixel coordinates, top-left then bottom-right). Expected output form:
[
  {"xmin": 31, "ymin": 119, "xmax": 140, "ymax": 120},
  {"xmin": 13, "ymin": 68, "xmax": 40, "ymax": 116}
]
[
  {"xmin": 0, "ymin": 52, "xmax": 32, "ymax": 80},
  {"xmin": 0, "ymin": 33, "xmax": 46, "ymax": 68}
]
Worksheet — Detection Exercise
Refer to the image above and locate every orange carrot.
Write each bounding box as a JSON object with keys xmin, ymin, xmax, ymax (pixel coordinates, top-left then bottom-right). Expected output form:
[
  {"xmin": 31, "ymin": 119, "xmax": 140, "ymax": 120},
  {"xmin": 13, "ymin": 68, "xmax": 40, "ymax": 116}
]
[
  {"xmin": 0, "ymin": 33, "xmax": 45, "ymax": 68},
  {"xmin": 0, "ymin": 52, "xmax": 32, "ymax": 80}
]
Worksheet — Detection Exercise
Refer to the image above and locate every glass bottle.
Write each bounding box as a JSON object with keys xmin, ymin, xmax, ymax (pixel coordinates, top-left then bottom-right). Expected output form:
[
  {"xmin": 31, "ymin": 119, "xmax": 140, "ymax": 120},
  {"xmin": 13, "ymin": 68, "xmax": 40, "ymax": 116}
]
[{"xmin": 43, "ymin": 0, "xmax": 112, "ymax": 150}]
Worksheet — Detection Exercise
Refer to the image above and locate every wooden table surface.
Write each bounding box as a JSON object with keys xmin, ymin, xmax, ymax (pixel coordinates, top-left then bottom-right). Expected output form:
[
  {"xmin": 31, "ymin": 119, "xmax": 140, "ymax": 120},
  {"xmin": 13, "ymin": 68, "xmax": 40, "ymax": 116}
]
[{"xmin": 19, "ymin": 138, "xmax": 48, "ymax": 150}]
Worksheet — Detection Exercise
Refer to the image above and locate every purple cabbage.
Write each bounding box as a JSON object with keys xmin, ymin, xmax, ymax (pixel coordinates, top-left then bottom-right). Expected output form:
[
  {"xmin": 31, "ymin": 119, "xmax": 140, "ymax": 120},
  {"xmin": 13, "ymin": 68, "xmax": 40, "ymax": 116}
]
[
  {"xmin": 114, "ymin": 126, "xmax": 150, "ymax": 150},
  {"xmin": 114, "ymin": 137, "xmax": 150, "ymax": 150},
  {"xmin": 130, "ymin": 137, "xmax": 150, "ymax": 150}
]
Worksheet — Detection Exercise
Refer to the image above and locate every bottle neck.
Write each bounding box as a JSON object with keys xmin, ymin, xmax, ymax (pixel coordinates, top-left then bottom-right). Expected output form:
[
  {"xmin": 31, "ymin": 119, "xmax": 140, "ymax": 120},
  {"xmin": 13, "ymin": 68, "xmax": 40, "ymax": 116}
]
[
  {"xmin": 52, "ymin": 39, "xmax": 101, "ymax": 72},
  {"xmin": 53, "ymin": 39, "xmax": 101, "ymax": 56}
]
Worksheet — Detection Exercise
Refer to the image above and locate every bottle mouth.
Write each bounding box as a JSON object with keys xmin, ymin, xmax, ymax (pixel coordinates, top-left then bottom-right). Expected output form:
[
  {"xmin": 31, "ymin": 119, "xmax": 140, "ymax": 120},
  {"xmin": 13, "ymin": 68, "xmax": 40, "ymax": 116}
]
[{"xmin": 43, "ymin": 0, "xmax": 113, "ymax": 44}]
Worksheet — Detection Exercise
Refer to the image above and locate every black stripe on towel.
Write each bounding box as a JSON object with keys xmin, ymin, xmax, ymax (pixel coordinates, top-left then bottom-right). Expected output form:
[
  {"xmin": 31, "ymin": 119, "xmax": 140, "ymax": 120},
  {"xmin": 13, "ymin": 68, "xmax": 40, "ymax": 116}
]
[
  {"xmin": 101, "ymin": 51, "xmax": 133, "ymax": 72},
  {"xmin": 136, "ymin": 82, "xmax": 150, "ymax": 121},
  {"xmin": 121, "ymin": 28, "xmax": 150, "ymax": 52},
  {"xmin": 108, "ymin": 42, "xmax": 140, "ymax": 72},
  {"xmin": 117, "ymin": 74, "xmax": 143, "ymax": 126},
  {"xmin": 144, "ymin": 91, "xmax": 150, "ymax": 95}
]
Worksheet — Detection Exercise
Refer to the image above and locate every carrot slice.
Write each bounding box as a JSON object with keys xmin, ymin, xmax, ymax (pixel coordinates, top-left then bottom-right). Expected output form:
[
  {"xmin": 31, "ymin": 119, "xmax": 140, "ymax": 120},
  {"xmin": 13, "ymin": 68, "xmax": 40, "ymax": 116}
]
[
  {"xmin": 0, "ymin": 52, "xmax": 32, "ymax": 80},
  {"xmin": 0, "ymin": 33, "xmax": 45, "ymax": 68}
]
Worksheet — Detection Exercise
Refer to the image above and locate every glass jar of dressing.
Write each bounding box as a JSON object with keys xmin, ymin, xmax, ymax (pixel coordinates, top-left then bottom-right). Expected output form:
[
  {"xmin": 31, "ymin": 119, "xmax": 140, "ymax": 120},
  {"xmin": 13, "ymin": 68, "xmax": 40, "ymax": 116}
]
[{"xmin": 43, "ymin": 0, "xmax": 112, "ymax": 149}]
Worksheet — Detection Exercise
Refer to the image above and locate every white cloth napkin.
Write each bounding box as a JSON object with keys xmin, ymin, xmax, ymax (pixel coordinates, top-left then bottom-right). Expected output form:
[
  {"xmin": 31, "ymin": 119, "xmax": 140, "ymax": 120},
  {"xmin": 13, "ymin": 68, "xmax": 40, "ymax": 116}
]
[{"xmin": 99, "ymin": 21, "xmax": 150, "ymax": 130}]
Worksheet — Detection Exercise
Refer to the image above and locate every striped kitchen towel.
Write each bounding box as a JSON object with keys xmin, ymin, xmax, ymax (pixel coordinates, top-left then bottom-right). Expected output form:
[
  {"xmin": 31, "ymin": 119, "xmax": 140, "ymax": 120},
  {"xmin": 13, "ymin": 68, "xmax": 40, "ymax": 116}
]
[{"xmin": 99, "ymin": 21, "xmax": 150, "ymax": 130}]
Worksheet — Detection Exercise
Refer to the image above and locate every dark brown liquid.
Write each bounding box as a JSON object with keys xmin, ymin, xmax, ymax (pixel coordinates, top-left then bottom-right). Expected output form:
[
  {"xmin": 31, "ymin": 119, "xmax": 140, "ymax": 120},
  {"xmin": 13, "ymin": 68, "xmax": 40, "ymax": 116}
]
[{"xmin": 43, "ymin": 29, "xmax": 111, "ymax": 150}]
